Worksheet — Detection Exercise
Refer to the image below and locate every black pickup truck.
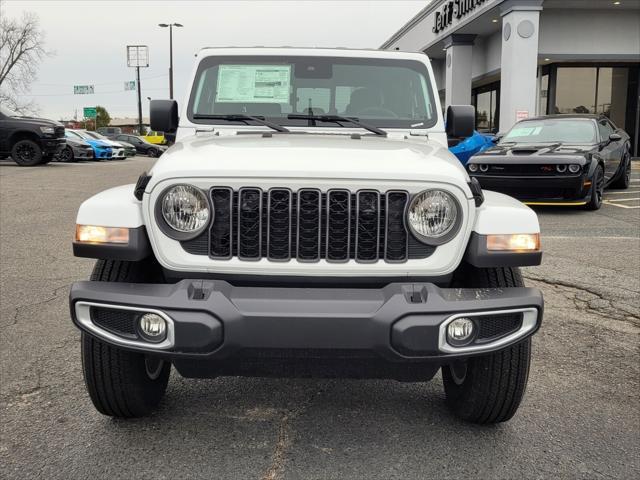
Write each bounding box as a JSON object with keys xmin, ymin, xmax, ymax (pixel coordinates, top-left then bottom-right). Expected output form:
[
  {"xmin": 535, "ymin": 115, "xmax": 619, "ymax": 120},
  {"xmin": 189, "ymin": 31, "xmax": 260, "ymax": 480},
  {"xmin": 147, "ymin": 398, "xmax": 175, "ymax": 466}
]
[{"xmin": 0, "ymin": 105, "xmax": 66, "ymax": 166}]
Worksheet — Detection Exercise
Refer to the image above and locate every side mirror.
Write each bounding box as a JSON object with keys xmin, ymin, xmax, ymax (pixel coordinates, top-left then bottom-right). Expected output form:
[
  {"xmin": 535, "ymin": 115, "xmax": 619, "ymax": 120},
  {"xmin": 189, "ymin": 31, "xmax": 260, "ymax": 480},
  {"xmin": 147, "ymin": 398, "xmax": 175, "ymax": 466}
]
[
  {"xmin": 609, "ymin": 132, "xmax": 622, "ymax": 142},
  {"xmin": 492, "ymin": 132, "xmax": 504, "ymax": 143},
  {"xmin": 150, "ymin": 100, "xmax": 178, "ymax": 133},
  {"xmin": 446, "ymin": 105, "xmax": 475, "ymax": 139}
]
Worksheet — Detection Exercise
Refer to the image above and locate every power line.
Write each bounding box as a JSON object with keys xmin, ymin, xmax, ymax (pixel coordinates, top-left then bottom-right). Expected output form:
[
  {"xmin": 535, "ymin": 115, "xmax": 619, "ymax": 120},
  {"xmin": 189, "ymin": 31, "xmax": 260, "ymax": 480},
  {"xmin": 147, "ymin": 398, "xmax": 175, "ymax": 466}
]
[
  {"xmin": 33, "ymin": 73, "xmax": 169, "ymax": 87},
  {"xmin": 16, "ymin": 87, "xmax": 168, "ymax": 97}
]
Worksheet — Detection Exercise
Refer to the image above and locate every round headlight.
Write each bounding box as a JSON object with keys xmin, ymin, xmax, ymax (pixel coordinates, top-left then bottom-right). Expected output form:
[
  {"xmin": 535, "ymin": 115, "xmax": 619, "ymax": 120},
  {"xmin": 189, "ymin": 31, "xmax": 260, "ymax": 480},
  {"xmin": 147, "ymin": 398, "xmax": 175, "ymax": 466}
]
[
  {"xmin": 408, "ymin": 190, "xmax": 461, "ymax": 244},
  {"xmin": 468, "ymin": 163, "xmax": 478, "ymax": 172},
  {"xmin": 568, "ymin": 164, "xmax": 581, "ymax": 173},
  {"xmin": 160, "ymin": 184, "xmax": 210, "ymax": 234}
]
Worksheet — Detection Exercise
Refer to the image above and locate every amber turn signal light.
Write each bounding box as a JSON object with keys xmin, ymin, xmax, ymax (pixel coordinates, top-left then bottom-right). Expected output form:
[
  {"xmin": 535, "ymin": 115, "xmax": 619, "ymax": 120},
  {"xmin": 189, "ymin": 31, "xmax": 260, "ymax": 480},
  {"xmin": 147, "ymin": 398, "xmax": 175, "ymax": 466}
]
[
  {"xmin": 486, "ymin": 233, "xmax": 540, "ymax": 252},
  {"xmin": 75, "ymin": 225, "xmax": 129, "ymax": 244}
]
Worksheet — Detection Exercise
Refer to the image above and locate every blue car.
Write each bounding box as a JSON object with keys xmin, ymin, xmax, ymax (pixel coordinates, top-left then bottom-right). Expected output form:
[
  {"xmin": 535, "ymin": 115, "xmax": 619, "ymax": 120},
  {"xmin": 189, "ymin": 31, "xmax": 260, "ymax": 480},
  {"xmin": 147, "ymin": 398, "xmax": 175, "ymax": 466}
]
[
  {"xmin": 66, "ymin": 129, "xmax": 113, "ymax": 159},
  {"xmin": 449, "ymin": 130, "xmax": 495, "ymax": 165}
]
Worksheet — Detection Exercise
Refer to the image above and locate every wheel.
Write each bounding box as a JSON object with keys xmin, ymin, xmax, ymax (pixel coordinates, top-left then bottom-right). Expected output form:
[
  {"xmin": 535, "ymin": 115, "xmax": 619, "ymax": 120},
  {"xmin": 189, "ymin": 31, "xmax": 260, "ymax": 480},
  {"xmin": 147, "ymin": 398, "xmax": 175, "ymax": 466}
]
[
  {"xmin": 585, "ymin": 165, "xmax": 604, "ymax": 210},
  {"xmin": 149, "ymin": 148, "xmax": 159, "ymax": 158},
  {"xmin": 443, "ymin": 265, "xmax": 532, "ymax": 424},
  {"xmin": 11, "ymin": 139, "xmax": 43, "ymax": 166},
  {"xmin": 611, "ymin": 150, "xmax": 631, "ymax": 189},
  {"xmin": 59, "ymin": 146, "xmax": 75, "ymax": 162},
  {"xmin": 81, "ymin": 259, "xmax": 170, "ymax": 418}
]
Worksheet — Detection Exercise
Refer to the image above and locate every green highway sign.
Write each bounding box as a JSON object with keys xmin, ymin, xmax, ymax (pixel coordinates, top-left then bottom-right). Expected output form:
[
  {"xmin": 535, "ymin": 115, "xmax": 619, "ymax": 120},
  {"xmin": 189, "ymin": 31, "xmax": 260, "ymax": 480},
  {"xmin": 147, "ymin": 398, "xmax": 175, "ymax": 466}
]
[
  {"xmin": 74, "ymin": 85, "xmax": 94, "ymax": 95},
  {"xmin": 83, "ymin": 107, "xmax": 97, "ymax": 118}
]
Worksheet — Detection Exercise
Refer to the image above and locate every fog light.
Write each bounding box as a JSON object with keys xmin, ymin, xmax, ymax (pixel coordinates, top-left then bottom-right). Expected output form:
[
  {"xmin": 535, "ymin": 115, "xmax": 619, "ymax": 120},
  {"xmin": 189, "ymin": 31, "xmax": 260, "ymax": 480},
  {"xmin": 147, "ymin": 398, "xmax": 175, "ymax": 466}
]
[
  {"xmin": 138, "ymin": 313, "xmax": 167, "ymax": 342},
  {"xmin": 468, "ymin": 163, "xmax": 478, "ymax": 172},
  {"xmin": 447, "ymin": 318, "xmax": 475, "ymax": 346},
  {"xmin": 568, "ymin": 164, "xmax": 581, "ymax": 173}
]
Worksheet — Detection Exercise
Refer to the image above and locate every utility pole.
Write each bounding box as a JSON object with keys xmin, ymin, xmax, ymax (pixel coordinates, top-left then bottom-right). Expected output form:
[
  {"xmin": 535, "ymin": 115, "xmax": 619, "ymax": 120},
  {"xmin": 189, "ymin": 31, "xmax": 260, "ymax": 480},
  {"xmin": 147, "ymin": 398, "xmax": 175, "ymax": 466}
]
[
  {"xmin": 159, "ymin": 23, "xmax": 183, "ymax": 99},
  {"xmin": 136, "ymin": 66, "xmax": 143, "ymax": 135}
]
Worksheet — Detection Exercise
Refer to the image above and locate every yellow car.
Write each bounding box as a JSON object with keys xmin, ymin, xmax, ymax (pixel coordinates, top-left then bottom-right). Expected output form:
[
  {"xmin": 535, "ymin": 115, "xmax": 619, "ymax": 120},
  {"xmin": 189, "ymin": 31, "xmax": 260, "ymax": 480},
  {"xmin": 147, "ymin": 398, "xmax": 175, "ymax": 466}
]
[{"xmin": 144, "ymin": 130, "xmax": 166, "ymax": 145}]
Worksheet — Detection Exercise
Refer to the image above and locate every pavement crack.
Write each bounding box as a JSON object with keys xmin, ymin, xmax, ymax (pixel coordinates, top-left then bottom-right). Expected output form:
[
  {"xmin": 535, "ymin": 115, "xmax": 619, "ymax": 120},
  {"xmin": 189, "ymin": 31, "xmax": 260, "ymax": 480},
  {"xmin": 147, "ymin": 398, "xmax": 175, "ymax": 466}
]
[
  {"xmin": 525, "ymin": 275, "xmax": 640, "ymax": 326},
  {"xmin": 1, "ymin": 283, "xmax": 71, "ymax": 330},
  {"xmin": 261, "ymin": 390, "xmax": 322, "ymax": 480}
]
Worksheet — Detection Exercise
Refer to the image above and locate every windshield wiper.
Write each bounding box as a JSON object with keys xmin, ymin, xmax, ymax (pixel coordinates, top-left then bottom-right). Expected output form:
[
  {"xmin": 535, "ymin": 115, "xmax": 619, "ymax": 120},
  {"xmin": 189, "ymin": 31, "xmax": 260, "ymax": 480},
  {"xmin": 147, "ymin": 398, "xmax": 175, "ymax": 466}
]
[
  {"xmin": 192, "ymin": 114, "xmax": 290, "ymax": 133},
  {"xmin": 287, "ymin": 114, "xmax": 387, "ymax": 136}
]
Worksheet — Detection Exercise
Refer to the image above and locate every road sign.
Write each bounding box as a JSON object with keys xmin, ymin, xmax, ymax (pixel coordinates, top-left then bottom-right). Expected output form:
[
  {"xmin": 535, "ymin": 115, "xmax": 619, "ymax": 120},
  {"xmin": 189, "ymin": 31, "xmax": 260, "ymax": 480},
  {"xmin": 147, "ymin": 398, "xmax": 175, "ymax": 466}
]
[
  {"xmin": 74, "ymin": 85, "xmax": 94, "ymax": 95},
  {"xmin": 124, "ymin": 80, "xmax": 136, "ymax": 91},
  {"xmin": 83, "ymin": 107, "xmax": 97, "ymax": 118},
  {"xmin": 127, "ymin": 45, "xmax": 149, "ymax": 68}
]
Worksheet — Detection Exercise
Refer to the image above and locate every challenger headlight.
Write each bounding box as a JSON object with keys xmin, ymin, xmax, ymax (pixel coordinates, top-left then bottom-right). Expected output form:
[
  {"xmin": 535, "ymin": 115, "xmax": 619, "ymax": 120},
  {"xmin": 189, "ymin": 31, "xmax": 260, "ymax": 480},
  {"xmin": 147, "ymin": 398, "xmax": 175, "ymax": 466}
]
[
  {"xmin": 407, "ymin": 190, "xmax": 461, "ymax": 245},
  {"xmin": 160, "ymin": 184, "xmax": 210, "ymax": 235}
]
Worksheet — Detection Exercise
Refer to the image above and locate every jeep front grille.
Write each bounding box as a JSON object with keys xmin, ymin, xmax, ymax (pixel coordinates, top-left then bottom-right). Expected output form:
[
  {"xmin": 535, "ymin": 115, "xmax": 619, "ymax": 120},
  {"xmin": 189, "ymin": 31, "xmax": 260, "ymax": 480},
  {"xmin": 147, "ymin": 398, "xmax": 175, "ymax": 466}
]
[{"xmin": 180, "ymin": 188, "xmax": 435, "ymax": 263}]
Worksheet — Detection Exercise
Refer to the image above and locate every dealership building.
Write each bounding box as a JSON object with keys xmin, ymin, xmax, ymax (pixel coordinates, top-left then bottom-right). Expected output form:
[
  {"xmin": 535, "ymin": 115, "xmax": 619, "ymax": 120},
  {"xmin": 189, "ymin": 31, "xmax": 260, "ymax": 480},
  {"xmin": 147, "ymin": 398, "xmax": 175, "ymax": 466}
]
[{"xmin": 381, "ymin": 0, "xmax": 640, "ymax": 155}]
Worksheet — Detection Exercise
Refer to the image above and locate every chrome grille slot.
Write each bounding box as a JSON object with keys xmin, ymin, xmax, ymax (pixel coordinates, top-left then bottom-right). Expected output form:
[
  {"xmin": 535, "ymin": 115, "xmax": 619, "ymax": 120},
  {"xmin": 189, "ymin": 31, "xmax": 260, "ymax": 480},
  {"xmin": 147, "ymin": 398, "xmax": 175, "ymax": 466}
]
[{"xmin": 180, "ymin": 187, "xmax": 435, "ymax": 263}]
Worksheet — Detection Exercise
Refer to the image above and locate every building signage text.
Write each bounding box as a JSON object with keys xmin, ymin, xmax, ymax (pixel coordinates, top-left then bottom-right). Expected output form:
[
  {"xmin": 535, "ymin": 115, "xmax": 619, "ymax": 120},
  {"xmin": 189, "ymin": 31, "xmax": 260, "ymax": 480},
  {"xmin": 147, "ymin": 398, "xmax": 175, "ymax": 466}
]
[{"xmin": 433, "ymin": 0, "xmax": 487, "ymax": 34}]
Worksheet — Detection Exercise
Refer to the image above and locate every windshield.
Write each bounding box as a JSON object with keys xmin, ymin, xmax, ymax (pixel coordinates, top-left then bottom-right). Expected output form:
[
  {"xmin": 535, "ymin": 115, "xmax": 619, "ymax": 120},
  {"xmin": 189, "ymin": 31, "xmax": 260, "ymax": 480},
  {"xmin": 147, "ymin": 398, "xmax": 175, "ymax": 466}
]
[
  {"xmin": 501, "ymin": 118, "xmax": 597, "ymax": 144},
  {"xmin": 0, "ymin": 105, "xmax": 20, "ymax": 117},
  {"xmin": 188, "ymin": 56, "xmax": 437, "ymax": 129},
  {"xmin": 84, "ymin": 131, "xmax": 106, "ymax": 140}
]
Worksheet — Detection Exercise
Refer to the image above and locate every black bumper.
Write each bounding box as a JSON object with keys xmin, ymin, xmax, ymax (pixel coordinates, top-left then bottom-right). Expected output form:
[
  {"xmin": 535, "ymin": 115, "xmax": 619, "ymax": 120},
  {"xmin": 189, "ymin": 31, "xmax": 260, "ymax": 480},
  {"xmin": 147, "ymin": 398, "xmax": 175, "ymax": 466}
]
[
  {"xmin": 471, "ymin": 174, "xmax": 591, "ymax": 204},
  {"xmin": 42, "ymin": 138, "xmax": 66, "ymax": 154},
  {"xmin": 70, "ymin": 279, "xmax": 543, "ymax": 376}
]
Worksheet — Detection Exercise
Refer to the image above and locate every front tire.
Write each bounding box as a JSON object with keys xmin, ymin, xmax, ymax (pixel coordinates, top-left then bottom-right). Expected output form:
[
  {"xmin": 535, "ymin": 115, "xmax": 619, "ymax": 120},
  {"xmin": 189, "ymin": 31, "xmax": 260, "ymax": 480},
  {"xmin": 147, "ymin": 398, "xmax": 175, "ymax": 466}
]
[
  {"xmin": 611, "ymin": 150, "xmax": 631, "ymax": 189},
  {"xmin": 443, "ymin": 266, "xmax": 532, "ymax": 424},
  {"xmin": 59, "ymin": 145, "xmax": 75, "ymax": 162},
  {"xmin": 81, "ymin": 259, "xmax": 170, "ymax": 418},
  {"xmin": 585, "ymin": 165, "xmax": 604, "ymax": 210},
  {"xmin": 11, "ymin": 139, "xmax": 43, "ymax": 166}
]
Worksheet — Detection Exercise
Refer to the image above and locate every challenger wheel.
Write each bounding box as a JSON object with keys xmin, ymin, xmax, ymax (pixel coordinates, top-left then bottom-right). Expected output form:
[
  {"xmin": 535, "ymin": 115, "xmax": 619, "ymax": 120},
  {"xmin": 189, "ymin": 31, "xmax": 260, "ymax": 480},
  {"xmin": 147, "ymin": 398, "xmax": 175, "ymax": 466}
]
[
  {"xmin": 611, "ymin": 150, "xmax": 631, "ymax": 189},
  {"xmin": 59, "ymin": 146, "xmax": 75, "ymax": 162},
  {"xmin": 443, "ymin": 265, "xmax": 532, "ymax": 424},
  {"xmin": 585, "ymin": 165, "xmax": 604, "ymax": 210},
  {"xmin": 81, "ymin": 258, "xmax": 170, "ymax": 418}
]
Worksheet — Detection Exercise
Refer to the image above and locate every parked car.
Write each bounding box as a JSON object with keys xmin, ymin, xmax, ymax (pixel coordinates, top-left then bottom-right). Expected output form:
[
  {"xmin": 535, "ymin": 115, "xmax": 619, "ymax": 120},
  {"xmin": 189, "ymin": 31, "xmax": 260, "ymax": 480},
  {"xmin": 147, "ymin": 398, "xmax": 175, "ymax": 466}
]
[
  {"xmin": 56, "ymin": 135, "xmax": 94, "ymax": 162},
  {"xmin": 112, "ymin": 134, "xmax": 167, "ymax": 157},
  {"xmin": 0, "ymin": 104, "xmax": 66, "ymax": 166},
  {"xmin": 449, "ymin": 130, "xmax": 495, "ymax": 164},
  {"xmin": 70, "ymin": 48, "xmax": 544, "ymax": 424},
  {"xmin": 96, "ymin": 126, "xmax": 122, "ymax": 137},
  {"xmin": 467, "ymin": 114, "xmax": 632, "ymax": 210},
  {"xmin": 66, "ymin": 129, "xmax": 112, "ymax": 160},
  {"xmin": 82, "ymin": 130, "xmax": 131, "ymax": 159},
  {"xmin": 144, "ymin": 130, "xmax": 167, "ymax": 145}
]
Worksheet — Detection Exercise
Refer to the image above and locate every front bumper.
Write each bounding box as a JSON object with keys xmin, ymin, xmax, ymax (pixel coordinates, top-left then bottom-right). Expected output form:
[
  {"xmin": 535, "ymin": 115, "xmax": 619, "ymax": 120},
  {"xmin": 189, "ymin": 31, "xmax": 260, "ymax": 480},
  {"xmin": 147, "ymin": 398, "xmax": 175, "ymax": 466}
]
[
  {"xmin": 70, "ymin": 280, "xmax": 543, "ymax": 368},
  {"xmin": 94, "ymin": 148, "xmax": 112, "ymax": 159},
  {"xmin": 42, "ymin": 138, "xmax": 66, "ymax": 154},
  {"xmin": 472, "ymin": 174, "xmax": 591, "ymax": 205},
  {"xmin": 72, "ymin": 146, "xmax": 94, "ymax": 159}
]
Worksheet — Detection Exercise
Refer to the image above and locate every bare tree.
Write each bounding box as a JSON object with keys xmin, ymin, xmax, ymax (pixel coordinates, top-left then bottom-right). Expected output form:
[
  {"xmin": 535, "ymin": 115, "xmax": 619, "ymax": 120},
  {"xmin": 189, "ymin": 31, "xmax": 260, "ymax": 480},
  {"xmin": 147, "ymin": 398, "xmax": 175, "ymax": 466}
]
[{"xmin": 0, "ymin": 7, "xmax": 51, "ymax": 114}]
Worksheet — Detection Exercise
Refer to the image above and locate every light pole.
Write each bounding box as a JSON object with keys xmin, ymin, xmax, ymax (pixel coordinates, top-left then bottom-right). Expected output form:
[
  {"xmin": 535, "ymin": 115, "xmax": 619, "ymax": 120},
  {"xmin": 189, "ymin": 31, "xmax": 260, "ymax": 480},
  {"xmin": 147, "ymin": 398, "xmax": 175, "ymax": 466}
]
[{"xmin": 158, "ymin": 23, "xmax": 183, "ymax": 99}]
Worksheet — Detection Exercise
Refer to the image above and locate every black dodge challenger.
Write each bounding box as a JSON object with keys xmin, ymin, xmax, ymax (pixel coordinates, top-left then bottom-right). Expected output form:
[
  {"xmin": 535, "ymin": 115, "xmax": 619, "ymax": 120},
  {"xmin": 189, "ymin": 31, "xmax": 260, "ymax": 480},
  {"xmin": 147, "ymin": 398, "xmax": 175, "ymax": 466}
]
[{"xmin": 467, "ymin": 114, "xmax": 632, "ymax": 210}]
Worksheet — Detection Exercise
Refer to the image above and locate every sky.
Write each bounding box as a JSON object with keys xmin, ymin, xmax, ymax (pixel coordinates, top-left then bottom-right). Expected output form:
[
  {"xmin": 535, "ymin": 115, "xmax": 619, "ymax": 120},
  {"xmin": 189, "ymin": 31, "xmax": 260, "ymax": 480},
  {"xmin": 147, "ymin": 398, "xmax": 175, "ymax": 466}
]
[{"xmin": 1, "ymin": 0, "xmax": 426, "ymax": 120}]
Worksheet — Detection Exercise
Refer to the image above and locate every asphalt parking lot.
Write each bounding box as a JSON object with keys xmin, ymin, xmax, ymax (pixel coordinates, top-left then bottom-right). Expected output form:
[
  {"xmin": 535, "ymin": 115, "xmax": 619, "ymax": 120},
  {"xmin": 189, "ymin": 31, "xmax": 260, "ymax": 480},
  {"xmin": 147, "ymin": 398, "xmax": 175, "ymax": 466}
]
[{"xmin": 1, "ymin": 156, "xmax": 638, "ymax": 480}]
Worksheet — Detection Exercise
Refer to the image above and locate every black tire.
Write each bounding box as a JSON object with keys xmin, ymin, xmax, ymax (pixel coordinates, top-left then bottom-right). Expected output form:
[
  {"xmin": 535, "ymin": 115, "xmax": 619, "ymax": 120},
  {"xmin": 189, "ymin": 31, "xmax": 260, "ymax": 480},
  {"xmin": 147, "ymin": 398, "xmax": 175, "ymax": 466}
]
[
  {"xmin": 585, "ymin": 165, "xmax": 604, "ymax": 210},
  {"xmin": 11, "ymin": 139, "xmax": 43, "ymax": 166},
  {"xmin": 81, "ymin": 259, "xmax": 170, "ymax": 418},
  {"xmin": 39, "ymin": 154, "xmax": 53, "ymax": 165},
  {"xmin": 59, "ymin": 145, "xmax": 75, "ymax": 162},
  {"xmin": 611, "ymin": 149, "xmax": 631, "ymax": 189},
  {"xmin": 443, "ymin": 266, "xmax": 532, "ymax": 424},
  {"xmin": 148, "ymin": 148, "xmax": 159, "ymax": 158}
]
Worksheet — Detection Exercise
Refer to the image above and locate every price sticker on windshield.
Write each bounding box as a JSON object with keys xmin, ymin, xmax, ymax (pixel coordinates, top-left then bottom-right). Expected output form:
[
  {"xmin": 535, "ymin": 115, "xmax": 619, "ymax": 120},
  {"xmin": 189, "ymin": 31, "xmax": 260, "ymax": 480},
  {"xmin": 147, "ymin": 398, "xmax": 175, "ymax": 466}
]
[{"xmin": 216, "ymin": 65, "xmax": 291, "ymax": 104}]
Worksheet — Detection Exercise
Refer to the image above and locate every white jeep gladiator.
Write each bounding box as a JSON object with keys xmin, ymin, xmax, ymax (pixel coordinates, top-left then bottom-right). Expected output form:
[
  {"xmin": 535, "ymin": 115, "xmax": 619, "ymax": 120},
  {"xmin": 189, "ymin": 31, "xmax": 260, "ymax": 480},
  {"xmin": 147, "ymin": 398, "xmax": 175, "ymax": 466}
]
[{"xmin": 70, "ymin": 48, "xmax": 543, "ymax": 424}]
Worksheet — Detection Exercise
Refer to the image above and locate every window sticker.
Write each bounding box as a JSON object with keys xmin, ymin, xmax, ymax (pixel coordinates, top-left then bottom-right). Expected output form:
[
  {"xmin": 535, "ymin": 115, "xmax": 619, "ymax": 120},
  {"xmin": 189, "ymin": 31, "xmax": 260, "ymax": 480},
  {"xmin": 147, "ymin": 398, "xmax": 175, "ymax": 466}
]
[{"xmin": 216, "ymin": 65, "xmax": 291, "ymax": 103}]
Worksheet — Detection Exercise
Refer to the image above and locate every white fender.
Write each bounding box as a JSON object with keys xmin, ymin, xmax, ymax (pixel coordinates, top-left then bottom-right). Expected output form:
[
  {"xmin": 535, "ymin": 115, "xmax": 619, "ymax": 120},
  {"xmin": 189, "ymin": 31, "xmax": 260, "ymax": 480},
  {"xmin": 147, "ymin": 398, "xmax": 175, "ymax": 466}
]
[
  {"xmin": 473, "ymin": 191, "xmax": 540, "ymax": 235},
  {"xmin": 76, "ymin": 184, "xmax": 144, "ymax": 228}
]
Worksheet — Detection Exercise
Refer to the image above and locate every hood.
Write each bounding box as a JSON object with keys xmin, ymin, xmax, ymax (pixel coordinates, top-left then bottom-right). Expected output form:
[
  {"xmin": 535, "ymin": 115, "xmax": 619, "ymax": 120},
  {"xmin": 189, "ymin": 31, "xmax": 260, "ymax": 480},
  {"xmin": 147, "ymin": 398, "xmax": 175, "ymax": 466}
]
[
  {"xmin": 65, "ymin": 137, "xmax": 91, "ymax": 147},
  {"xmin": 6, "ymin": 116, "xmax": 63, "ymax": 128},
  {"xmin": 84, "ymin": 138, "xmax": 112, "ymax": 148},
  {"xmin": 476, "ymin": 142, "xmax": 595, "ymax": 157},
  {"xmin": 149, "ymin": 132, "xmax": 467, "ymax": 186}
]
